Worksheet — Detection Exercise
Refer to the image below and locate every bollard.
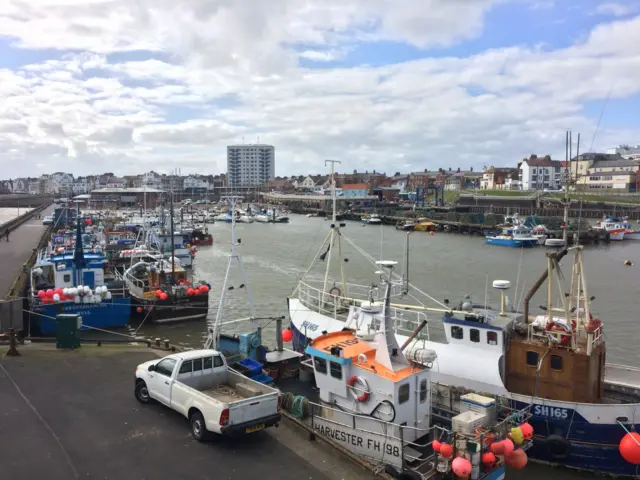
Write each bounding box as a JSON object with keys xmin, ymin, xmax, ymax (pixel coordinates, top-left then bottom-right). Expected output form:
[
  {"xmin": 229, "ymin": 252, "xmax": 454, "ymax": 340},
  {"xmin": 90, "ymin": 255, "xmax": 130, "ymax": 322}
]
[
  {"xmin": 164, "ymin": 339, "xmax": 170, "ymax": 349},
  {"xmin": 7, "ymin": 328, "xmax": 21, "ymax": 357},
  {"xmin": 155, "ymin": 337, "xmax": 161, "ymax": 347},
  {"xmin": 97, "ymin": 340, "xmax": 102, "ymax": 347}
]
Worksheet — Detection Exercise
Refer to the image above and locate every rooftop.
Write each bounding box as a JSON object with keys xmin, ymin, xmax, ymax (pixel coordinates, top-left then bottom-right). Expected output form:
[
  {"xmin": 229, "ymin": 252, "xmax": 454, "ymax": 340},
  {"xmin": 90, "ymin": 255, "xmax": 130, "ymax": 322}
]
[
  {"xmin": 91, "ymin": 188, "xmax": 163, "ymax": 193},
  {"xmin": 342, "ymin": 183, "xmax": 369, "ymax": 190}
]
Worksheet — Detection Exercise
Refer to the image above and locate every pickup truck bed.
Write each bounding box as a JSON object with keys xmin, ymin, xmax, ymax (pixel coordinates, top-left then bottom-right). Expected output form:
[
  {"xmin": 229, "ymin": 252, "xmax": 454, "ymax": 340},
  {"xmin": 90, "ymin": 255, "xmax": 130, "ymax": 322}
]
[{"xmin": 202, "ymin": 384, "xmax": 253, "ymax": 403}]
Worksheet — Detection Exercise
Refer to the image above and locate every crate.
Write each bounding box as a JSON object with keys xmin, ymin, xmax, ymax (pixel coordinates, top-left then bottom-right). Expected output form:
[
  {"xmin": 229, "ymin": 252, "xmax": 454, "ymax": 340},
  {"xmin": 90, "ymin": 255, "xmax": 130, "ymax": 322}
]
[
  {"xmin": 460, "ymin": 393, "xmax": 496, "ymax": 422},
  {"xmin": 239, "ymin": 358, "xmax": 264, "ymax": 377},
  {"xmin": 251, "ymin": 373, "xmax": 274, "ymax": 384},
  {"xmin": 452, "ymin": 411, "xmax": 487, "ymax": 436}
]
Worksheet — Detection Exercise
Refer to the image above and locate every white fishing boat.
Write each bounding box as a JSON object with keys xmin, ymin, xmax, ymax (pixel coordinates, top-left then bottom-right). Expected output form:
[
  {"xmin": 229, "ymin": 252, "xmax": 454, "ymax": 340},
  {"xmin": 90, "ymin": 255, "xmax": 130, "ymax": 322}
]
[
  {"xmin": 362, "ymin": 213, "xmax": 382, "ymax": 225},
  {"xmin": 254, "ymin": 213, "xmax": 271, "ymax": 223}
]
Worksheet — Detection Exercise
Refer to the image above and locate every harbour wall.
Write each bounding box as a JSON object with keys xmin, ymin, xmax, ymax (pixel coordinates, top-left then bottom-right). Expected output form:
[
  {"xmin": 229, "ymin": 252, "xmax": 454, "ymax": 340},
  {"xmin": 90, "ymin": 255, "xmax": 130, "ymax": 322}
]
[{"xmin": 0, "ymin": 194, "xmax": 54, "ymax": 208}]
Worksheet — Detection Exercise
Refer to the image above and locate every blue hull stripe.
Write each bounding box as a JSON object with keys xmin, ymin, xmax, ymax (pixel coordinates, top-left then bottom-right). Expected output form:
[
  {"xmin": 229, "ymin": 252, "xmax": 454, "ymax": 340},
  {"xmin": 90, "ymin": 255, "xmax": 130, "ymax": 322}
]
[{"xmin": 34, "ymin": 298, "xmax": 132, "ymax": 335}]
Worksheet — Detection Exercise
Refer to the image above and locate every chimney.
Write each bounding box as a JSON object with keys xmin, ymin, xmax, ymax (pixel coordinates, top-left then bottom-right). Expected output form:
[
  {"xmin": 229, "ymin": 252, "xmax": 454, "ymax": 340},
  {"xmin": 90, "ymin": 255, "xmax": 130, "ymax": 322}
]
[
  {"xmin": 448, "ymin": 167, "xmax": 452, "ymax": 171},
  {"xmin": 470, "ymin": 166, "xmax": 473, "ymax": 172},
  {"xmin": 457, "ymin": 167, "xmax": 460, "ymax": 172}
]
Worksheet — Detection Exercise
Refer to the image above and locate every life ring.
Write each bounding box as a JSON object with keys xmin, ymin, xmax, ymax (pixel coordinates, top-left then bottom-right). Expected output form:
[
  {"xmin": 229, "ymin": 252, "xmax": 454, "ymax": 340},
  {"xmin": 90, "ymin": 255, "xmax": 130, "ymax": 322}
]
[
  {"xmin": 329, "ymin": 286, "xmax": 341, "ymax": 297},
  {"xmin": 347, "ymin": 376, "xmax": 370, "ymax": 403},
  {"xmin": 545, "ymin": 435, "xmax": 571, "ymax": 461}
]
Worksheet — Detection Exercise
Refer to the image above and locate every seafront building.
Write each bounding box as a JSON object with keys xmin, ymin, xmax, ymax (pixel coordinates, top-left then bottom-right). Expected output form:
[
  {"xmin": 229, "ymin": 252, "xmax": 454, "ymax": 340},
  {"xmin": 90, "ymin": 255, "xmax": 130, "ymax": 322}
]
[{"xmin": 227, "ymin": 144, "xmax": 275, "ymax": 187}]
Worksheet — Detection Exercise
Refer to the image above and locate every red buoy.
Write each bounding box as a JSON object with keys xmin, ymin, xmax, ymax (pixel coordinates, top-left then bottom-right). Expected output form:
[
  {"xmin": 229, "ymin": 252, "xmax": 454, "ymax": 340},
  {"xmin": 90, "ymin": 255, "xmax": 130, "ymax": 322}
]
[
  {"xmin": 282, "ymin": 329, "xmax": 293, "ymax": 342},
  {"xmin": 136, "ymin": 307, "xmax": 143, "ymax": 313},
  {"xmin": 451, "ymin": 457, "xmax": 472, "ymax": 478},
  {"xmin": 439, "ymin": 443, "xmax": 453, "ymax": 458},
  {"xmin": 481, "ymin": 452, "xmax": 496, "ymax": 465},
  {"xmin": 505, "ymin": 449, "xmax": 528, "ymax": 469},
  {"xmin": 620, "ymin": 432, "xmax": 640, "ymax": 464},
  {"xmin": 432, "ymin": 440, "xmax": 441, "ymax": 453},
  {"xmin": 519, "ymin": 422, "xmax": 534, "ymax": 440}
]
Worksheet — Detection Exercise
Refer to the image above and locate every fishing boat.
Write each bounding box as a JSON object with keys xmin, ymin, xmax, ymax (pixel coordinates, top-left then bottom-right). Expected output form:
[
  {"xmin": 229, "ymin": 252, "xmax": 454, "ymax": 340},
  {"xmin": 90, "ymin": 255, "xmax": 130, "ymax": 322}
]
[
  {"xmin": 485, "ymin": 226, "xmax": 538, "ymax": 248},
  {"xmin": 188, "ymin": 227, "xmax": 213, "ymax": 246},
  {"xmin": 30, "ymin": 214, "xmax": 131, "ymax": 335},
  {"xmin": 594, "ymin": 218, "xmax": 625, "ymax": 241},
  {"xmin": 395, "ymin": 220, "xmax": 415, "ymax": 231},
  {"xmin": 123, "ymin": 258, "xmax": 210, "ymax": 324},
  {"xmin": 362, "ymin": 213, "xmax": 382, "ymax": 225}
]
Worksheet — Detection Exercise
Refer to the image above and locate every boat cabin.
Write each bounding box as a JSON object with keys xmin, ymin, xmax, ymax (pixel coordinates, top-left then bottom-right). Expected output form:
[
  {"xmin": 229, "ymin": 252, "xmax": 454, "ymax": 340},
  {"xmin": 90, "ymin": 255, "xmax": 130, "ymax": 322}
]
[
  {"xmin": 33, "ymin": 252, "xmax": 107, "ymax": 291},
  {"xmin": 306, "ymin": 329, "xmax": 433, "ymax": 442},
  {"xmin": 504, "ymin": 248, "xmax": 606, "ymax": 403}
]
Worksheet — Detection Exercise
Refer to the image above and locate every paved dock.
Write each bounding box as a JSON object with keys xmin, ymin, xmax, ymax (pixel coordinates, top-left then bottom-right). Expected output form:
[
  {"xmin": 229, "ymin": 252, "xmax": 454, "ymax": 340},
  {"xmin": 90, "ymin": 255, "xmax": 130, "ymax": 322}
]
[
  {"xmin": 0, "ymin": 345, "xmax": 374, "ymax": 480},
  {"xmin": 0, "ymin": 206, "xmax": 53, "ymax": 297}
]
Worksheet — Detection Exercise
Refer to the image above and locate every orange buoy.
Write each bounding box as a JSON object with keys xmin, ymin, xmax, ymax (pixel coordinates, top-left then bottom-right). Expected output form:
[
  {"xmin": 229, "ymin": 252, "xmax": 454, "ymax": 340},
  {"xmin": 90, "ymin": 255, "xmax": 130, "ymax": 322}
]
[
  {"xmin": 439, "ymin": 443, "xmax": 453, "ymax": 458},
  {"xmin": 432, "ymin": 440, "xmax": 441, "ymax": 453},
  {"xmin": 505, "ymin": 449, "xmax": 528, "ymax": 469},
  {"xmin": 519, "ymin": 422, "xmax": 534, "ymax": 440},
  {"xmin": 502, "ymin": 438, "xmax": 515, "ymax": 457},
  {"xmin": 452, "ymin": 457, "xmax": 472, "ymax": 478},
  {"xmin": 490, "ymin": 441, "xmax": 505, "ymax": 455},
  {"xmin": 481, "ymin": 452, "xmax": 496, "ymax": 465},
  {"xmin": 620, "ymin": 432, "xmax": 640, "ymax": 464}
]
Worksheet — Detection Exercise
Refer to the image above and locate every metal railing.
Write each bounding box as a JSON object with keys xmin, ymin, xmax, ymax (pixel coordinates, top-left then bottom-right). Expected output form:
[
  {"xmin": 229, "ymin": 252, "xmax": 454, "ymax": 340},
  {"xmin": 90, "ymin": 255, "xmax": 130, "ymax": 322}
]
[{"xmin": 296, "ymin": 280, "xmax": 430, "ymax": 339}]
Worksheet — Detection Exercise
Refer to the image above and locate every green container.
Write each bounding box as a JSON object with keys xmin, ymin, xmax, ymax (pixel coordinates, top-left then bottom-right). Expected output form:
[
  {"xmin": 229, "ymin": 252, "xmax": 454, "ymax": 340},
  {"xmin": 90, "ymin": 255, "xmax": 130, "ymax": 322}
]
[{"xmin": 55, "ymin": 314, "xmax": 81, "ymax": 349}]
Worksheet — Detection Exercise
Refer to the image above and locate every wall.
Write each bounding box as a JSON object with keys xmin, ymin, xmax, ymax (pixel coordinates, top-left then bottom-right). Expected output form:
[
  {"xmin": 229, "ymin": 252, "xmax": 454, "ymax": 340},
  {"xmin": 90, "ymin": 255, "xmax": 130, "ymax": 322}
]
[{"xmin": 0, "ymin": 194, "xmax": 54, "ymax": 208}]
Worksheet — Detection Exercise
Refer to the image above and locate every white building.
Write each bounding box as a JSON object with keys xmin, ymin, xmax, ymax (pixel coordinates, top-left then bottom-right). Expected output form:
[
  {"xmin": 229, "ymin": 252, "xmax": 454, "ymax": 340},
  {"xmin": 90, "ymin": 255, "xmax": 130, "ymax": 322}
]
[
  {"xmin": 50, "ymin": 172, "xmax": 74, "ymax": 194},
  {"xmin": 606, "ymin": 145, "xmax": 640, "ymax": 160},
  {"xmin": 227, "ymin": 144, "xmax": 275, "ymax": 187},
  {"xmin": 141, "ymin": 171, "xmax": 162, "ymax": 188},
  {"xmin": 299, "ymin": 176, "xmax": 316, "ymax": 190},
  {"xmin": 518, "ymin": 156, "xmax": 563, "ymax": 191},
  {"xmin": 183, "ymin": 175, "xmax": 210, "ymax": 192}
]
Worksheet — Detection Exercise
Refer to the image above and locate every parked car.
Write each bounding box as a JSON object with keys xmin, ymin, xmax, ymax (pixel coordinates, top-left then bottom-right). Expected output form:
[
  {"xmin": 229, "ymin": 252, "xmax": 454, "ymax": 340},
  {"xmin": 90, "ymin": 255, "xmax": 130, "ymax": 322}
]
[{"xmin": 134, "ymin": 349, "xmax": 281, "ymax": 440}]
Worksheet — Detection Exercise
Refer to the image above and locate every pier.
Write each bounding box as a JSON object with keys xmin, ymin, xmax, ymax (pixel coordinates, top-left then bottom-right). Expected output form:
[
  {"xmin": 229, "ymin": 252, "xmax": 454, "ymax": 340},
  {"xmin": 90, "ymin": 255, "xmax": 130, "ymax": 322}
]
[{"xmin": 0, "ymin": 204, "xmax": 53, "ymax": 298}]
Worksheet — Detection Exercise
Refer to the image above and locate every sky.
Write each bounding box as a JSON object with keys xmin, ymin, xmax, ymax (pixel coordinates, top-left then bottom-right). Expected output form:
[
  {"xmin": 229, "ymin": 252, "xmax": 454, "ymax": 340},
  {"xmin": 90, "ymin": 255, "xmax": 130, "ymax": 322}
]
[{"xmin": 0, "ymin": 0, "xmax": 639, "ymax": 179}]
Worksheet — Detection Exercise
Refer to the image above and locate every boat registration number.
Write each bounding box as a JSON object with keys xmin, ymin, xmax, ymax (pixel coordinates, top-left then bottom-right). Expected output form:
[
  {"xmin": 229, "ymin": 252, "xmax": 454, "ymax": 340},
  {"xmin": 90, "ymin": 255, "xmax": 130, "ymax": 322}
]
[
  {"xmin": 533, "ymin": 405, "xmax": 569, "ymax": 420},
  {"xmin": 246, "ymin": 424, "xmax": 265, "ymax": 434}
]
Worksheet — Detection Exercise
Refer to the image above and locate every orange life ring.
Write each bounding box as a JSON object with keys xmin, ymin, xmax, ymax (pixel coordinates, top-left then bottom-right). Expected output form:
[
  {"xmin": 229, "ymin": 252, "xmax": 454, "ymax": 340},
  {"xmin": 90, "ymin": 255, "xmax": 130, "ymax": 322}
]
[{"xmin": 347, "ymin": 376, "xmax": 370, "ymax": 403}]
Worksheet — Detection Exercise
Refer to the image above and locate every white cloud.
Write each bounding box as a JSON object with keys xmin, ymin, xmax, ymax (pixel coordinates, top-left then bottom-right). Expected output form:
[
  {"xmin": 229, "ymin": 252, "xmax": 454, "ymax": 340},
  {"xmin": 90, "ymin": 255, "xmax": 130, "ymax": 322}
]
[
  {"xmin": 595, "ymin": 2, "xmax": 640, "ymax": 17},
  {"xmin": 0, "ymin": 1, "xmax": 638, "ymax": 178}
]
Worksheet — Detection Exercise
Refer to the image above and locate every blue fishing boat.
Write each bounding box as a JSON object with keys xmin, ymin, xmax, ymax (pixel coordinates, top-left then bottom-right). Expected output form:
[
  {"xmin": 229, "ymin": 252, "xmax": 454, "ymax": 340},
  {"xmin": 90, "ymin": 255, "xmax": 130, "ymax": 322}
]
[
  {"xmin": 30, "ymin": 214, "xmax": 131, "ymax": 335},
  {"xmin": 485, "ymin": 226, "xmax": 538, "ymax": 247}
]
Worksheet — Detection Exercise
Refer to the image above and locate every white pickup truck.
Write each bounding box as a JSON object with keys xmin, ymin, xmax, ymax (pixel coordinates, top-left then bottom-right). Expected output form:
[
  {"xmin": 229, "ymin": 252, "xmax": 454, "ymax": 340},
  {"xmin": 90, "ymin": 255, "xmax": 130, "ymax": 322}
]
[{"xmin": 134, "ymin": 349, "xmax": 281, "ymax": 440}]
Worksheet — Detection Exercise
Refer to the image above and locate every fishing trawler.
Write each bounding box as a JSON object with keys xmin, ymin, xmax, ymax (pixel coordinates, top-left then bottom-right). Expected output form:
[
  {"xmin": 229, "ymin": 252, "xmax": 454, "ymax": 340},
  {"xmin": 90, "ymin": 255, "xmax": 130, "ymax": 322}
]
[
  {"xmin": 30, "ymin": 214, "xmax": 131, "ymax": 335},
  {"xmin": 286, "ymin": 158, "xmax": 640, "ymax": 477}
]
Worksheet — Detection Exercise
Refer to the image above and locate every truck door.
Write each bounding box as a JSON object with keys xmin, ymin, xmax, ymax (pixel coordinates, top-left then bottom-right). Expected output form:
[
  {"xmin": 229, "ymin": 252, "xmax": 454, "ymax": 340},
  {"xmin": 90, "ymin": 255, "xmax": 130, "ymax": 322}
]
[{"xmin": 148, "ymin": 358, "xmax": 177, "ymax": 406}]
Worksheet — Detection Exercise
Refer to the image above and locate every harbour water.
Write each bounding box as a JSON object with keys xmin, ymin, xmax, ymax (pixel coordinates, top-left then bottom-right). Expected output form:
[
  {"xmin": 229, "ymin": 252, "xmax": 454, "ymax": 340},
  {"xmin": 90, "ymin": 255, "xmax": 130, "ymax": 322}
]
[
  {"xmin": 138, "ymin": 214, "xmax": 640, "ymax": 479},
  {"xmin": 0, "ymin": 207, "xmax": 32, "ymax": 227}
]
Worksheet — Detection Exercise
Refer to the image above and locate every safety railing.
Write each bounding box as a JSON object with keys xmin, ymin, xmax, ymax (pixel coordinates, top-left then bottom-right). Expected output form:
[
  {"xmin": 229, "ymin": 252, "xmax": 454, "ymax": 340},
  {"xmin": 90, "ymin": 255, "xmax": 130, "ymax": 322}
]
[{"xmin": 296, "ymin": 280, "xmax": 430, "ymax": 340}]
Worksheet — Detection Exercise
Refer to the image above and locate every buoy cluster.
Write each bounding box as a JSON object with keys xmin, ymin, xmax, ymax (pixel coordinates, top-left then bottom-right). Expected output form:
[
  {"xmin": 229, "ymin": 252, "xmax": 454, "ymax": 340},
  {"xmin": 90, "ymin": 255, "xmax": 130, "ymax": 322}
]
[
  {"xmin": 36, "ymin": 285, "xmax": 112, "ymax": 304},
  {"xmin": 433, "ymin": 422, "xmax": 533, "ymax": 478}
]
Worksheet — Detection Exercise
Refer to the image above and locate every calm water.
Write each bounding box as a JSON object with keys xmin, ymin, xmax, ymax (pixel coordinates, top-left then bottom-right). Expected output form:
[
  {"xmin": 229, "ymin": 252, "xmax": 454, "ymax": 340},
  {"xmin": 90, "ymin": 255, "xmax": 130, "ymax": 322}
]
[
  {"xmin": 139, "ymin": 214, "xmax": 640, "ymax": 479},
  {"xmin": 0, "ymin": 207, "xmax": 32, "ymax": 226}
]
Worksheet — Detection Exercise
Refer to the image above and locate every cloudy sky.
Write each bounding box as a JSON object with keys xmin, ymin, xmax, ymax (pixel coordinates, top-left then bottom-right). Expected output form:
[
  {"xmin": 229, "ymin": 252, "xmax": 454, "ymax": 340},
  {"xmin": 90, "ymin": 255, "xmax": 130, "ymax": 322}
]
[{"xmin": 0, "ymin": 0, "xmax": 639, "ymax": 178}]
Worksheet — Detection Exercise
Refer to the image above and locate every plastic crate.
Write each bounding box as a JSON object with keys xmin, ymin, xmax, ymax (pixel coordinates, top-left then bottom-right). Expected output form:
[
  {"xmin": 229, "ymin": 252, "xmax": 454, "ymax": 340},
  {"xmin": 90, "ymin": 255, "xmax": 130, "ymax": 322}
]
[
  {"xmin": 239, "ymin": 358, "xmax": 264, "ymax": 377},
  {"xmin": 251, "ymin": 373, "xmax": 274, "ymax": 384},
  {"xmin": 231, "ymin": 363, "xmax": 251, "ymax": 376},
  {"xmin": 452, "ymin": 411, "xmax": 487, "ymax": 436}
]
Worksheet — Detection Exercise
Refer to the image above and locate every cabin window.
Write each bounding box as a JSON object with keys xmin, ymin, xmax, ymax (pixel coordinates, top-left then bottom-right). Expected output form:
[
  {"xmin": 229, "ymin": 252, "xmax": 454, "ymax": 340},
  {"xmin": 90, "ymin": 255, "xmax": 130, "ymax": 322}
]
[
  {"xmin": 487, "ymin": 331, "xmax": 498, "ymax": 345},
  {"xmin": 63, "ymin": 274, "xmax": 71, "ymax": 282},
  {"xmin": 179, "ymin": 360, "xmax": 193, "ymax": 374},
  {"xmin": 419, "ymin": 380, "xmax": 428, "ymax": 403},
  {"xmin": 550, "ymin": 355, "xmax": 563, "ymax": 371},
  {"xmin": 193, "ymin": 358, "xmax": 203, "ymax": 372},
  {"xmin": 399, "ymin": 384, "xmax": 410, "ymax": 404},
  {"xmin": 451, "ymin": 326, "xmax": 464, "ymax": 340},
  {"xmin": 470, "ymin": 328, "xmax": 480, "ymax": 343},
  {"xmin": 330, "ymin": 361, "xmax": 342, "ymax": 379},
  {"xmin": 526, "ymin": 351, "xmax": 539, "ymax": 367},
  {"xmin": 213, "ymin": 356, "xmax": 224, "ymax": 368},
  {"xmin": 314, "ymin": 357, "xmax": 327, "ymax": 374},
  {"xmin": 203, "ymin": 357, "xmax": 212, "ymax": 369}
]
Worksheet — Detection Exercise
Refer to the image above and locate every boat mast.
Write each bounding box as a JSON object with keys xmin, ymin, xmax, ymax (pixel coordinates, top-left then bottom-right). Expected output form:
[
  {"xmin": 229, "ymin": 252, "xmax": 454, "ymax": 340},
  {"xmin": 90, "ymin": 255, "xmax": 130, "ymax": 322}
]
[
  {"xmin": 562, "ymin": 131, "xmax": 570, "ymax": 247},
  {"xmin": 322, "ymin": 159, "xmax": 345, "ymax": 298},
  {"xmin": 208, "ymin": 194, "xmax": 257, "ymax": 350},
  {"xmin": 169, "ymin": 175, "xmax": 176, "ymax": 281}
]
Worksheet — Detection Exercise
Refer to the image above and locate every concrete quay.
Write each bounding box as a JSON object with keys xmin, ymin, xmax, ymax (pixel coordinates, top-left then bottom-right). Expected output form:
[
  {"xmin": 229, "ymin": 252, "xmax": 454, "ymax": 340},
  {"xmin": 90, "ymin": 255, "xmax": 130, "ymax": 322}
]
[
  {"xmin": 0, "ymin": 205, "xmax": 54, "ymax": 298},
  {"xmin": 0, "ymin": 343, "xmax": 375, "ymax": 480}
]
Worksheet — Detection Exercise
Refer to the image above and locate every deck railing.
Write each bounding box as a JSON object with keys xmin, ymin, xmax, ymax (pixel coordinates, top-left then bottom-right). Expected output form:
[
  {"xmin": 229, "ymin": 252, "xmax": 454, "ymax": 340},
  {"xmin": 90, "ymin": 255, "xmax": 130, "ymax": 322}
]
[{"xmin": 296, "ymin": 280, "xmax": 430, "ymax": 340}]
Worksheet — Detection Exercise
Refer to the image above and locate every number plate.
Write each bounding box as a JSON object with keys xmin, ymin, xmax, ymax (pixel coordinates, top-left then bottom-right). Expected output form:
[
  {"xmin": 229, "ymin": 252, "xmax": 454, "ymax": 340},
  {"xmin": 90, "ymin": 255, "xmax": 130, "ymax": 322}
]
[{"xmin": 246, "ymin": 424, "xmax": 265, "ymax": 434}]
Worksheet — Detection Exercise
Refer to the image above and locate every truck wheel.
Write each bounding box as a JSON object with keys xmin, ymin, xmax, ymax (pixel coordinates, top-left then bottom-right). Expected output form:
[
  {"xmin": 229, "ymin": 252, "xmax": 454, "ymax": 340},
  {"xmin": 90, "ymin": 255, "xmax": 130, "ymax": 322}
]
[
  {"xmin": 135, "ymin": 380, "xmax": 151, "ymax": 404},
  {"xmin": 190, "ymin": 411, "xmax": 211, "ymax": 442}
]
